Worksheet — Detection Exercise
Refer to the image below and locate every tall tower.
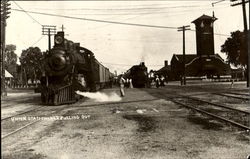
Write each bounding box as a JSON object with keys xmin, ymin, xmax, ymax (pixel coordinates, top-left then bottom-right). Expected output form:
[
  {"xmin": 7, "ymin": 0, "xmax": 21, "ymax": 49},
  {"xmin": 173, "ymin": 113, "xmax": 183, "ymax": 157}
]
[{"xmin": 192, "ymin": 14, "xmax": 217, "ymax": 56}]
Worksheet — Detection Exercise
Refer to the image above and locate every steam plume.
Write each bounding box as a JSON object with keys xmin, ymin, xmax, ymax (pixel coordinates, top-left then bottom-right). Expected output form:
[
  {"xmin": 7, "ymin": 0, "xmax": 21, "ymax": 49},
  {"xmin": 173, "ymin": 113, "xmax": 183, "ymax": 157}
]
[{"xmin": 76, "ymin": 91, "xmax": 121, "ymax": 102}]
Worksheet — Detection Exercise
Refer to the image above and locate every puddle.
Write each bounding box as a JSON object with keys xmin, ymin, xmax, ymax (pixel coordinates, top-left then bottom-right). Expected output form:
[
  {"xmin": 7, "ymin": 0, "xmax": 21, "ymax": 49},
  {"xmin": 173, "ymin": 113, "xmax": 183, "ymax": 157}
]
[
  {"xmin": 187, "ymin": 115, "xmax": 223, "ymax": 130},
  {"xmin": 123, "ymin": 114, "xmax": 157, "ymax": 133}
]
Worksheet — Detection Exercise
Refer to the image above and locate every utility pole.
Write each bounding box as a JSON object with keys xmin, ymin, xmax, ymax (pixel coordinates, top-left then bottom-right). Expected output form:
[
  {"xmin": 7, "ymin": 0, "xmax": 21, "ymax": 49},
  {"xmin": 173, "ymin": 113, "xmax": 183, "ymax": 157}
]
[
  {"xmin": 1, "ymin": 0, "xmax": 11, "ymax": 96},
  {"xmin": 42, "ymin": 25, "xmax": 56, "ymax": 51},
  {"xmin": 178, "ymin": 25, "xmax": 190, "ymax": 85},
  {"xmin": 231, "ymin": 0, "xmax": 249, "ymax": 87},
  {"xmin": 212, "ymin": 0, "xmax": 226, "ymax": 17}
]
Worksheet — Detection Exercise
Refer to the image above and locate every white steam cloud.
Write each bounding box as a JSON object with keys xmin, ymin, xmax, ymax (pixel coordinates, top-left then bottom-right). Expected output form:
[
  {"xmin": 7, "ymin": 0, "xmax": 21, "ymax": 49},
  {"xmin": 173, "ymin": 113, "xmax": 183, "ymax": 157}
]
[{"xmin": 76, "ymin": 91, "xmax": 122, "ymax": 102}]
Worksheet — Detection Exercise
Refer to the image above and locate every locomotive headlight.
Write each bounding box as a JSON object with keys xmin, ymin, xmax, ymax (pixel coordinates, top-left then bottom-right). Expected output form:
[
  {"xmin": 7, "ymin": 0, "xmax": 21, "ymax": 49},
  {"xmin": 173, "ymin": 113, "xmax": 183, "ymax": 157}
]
[{"xmin": 55, "ymin": 36, "xmax": 63, "ymax": 44}]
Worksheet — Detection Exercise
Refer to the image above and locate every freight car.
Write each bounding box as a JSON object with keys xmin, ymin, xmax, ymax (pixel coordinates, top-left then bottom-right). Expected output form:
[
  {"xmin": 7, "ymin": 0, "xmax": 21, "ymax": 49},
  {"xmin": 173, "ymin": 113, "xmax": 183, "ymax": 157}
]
[
  {"xmin": 124, "ymin": 62, "xmax": 148, "ymax": 88},
  {"xmin": 41, "ymin": 31, "xmax": 112, "ymax": 105}
]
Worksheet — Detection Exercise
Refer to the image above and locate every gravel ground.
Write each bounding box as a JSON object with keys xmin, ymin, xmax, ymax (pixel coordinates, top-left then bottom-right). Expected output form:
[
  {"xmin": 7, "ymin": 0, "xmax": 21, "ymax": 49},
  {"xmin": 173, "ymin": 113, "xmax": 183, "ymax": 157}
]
[{"xmin": 1, "ymin": 81, "xmax": 250, "ymax": 159}]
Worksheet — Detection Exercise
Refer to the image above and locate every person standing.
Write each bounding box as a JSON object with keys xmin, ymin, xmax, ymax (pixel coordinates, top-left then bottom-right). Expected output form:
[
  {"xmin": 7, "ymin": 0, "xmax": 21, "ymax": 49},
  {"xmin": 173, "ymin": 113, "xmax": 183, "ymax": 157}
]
[
  {"xmin": 129, "ymin": 78, "xmax": 133, "ymax": 88},
  {"xmin": 155, "ymin": 75, "xmax": 160, "ymax": 88},
  {"xmin": 160, "ymin": 76, "xmax": 165, "ymax": 87},
  {"xmin": 119, "ymin": 75, "xmax": 126, "ymax": 97}
]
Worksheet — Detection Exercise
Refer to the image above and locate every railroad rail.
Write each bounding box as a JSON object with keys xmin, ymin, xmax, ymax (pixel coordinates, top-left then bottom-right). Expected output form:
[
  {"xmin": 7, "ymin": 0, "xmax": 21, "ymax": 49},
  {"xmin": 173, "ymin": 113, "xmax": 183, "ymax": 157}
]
[
  {"xmin": 1, "ymin": 105, "xmax": 68, "ymax": 139},
  {"xmin": 1, "ymin": 120, "xmax": 40, "ymax": 139},
  {"xmin": 1, "ymin": 106, "xmax": 45, "ymax": 121},
  {"xmin": 171, "ymin": 99, "xmax": 250, "ymax": 130},
  {"xmin": 224, "ymin": 92, "xmax": 250, "ymax": 97},
  {"xmin": 212, "ymin": 92, "xmax": 249, "ymax": 100},
  {"xmin": 175, "ymin": 94, "xmax": 250, "ymax": 115}
]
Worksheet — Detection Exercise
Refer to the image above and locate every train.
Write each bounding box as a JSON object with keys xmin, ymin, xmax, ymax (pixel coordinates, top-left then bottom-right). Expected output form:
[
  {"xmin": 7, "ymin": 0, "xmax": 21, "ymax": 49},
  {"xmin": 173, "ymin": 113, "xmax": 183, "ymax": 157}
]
[
  {"xmin": 41, "ymin": 31, "xmax": 113, "ymax": 105},
  {"xmin": 124, "ymin": 62, "xmax": 148, "ymax": 88}
]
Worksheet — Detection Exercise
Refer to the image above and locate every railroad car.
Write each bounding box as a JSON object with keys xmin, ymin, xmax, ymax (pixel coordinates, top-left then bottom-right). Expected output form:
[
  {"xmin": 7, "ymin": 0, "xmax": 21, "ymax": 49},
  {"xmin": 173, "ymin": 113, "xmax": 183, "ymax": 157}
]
[
  {"xmin": 124, "ymin": 62, "xmax": 148, "ymax": 88},
  {"xmin": 41, "ymin": 31, "xmax": 112, "ymax": 105}
]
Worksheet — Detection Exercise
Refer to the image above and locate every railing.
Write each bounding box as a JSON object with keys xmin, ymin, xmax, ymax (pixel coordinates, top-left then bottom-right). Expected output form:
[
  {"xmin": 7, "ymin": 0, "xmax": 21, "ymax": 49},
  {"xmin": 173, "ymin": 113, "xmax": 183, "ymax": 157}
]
[{"xmin": 7, "ymin": 83, "xmax": 38, "ymax": 89}]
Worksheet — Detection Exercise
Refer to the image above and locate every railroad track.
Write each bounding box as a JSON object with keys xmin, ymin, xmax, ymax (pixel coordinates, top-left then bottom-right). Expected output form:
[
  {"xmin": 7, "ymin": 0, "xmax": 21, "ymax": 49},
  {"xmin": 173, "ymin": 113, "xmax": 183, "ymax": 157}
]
[
  {"xmin": 1, "ymin": 106, "xmax": 45, "ymax": 121},
  {"xmin": 172, "ymin": 98, "xmax": 250, "ymax": 130},
  {"xmin": 151, "ymin": 91, "xmax": 250, "ymax": 130},
  {"xmin": 224, "ymin": 91, "xmax": 250, "ymax": 97},
  {"xmin": 1, "ymin": 105, "xmax": 68, "ymax": 139},
  {"xmin": 212, "ymin": 92, "xmax": 249, "ymax": 100},
  {"xmin": 1, "ymin": 120, "xmax": 40, "ymax": 139}
]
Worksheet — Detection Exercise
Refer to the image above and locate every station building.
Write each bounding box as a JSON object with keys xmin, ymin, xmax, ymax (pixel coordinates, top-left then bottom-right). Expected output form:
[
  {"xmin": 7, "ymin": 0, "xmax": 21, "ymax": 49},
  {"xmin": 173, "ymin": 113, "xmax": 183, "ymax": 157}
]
[{"xmin": 168, "ymin": 14, "xmax": 231, "ymax": 80}]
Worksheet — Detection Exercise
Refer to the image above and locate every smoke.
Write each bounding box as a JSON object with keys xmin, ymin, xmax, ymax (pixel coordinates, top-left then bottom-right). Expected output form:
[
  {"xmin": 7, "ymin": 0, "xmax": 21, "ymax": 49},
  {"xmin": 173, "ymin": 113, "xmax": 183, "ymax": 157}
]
[{"xmin": 76, "ymin": 91, "xmax": 121, "ymax": 102}]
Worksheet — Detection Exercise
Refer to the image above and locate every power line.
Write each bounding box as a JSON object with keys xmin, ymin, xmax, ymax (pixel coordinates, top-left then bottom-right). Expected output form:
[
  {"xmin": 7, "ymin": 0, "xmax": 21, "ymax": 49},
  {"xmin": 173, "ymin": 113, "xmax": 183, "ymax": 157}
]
[
  {"xmin": 11, "ymin": 9, "xmax": 177, "ymax": 29},
  {"xmin": 13, "ymin": 1, "xmax": 42, "ymax": 26},
  {"xmin": 31, "ymin": 35, "xmax": 45, "ymax": 47},
  {"xmin": 102, "ymin": 62, "xmax": 163, "ymax": 67},
  {"xmin": 67, "ymin": 6, "xmax": 231, "ymax": 17},
  {"xmin": 30, "ymin": 4, "xmax": 209, "ymax": 11},
  {"xmin": 189, "ymin": 29, "xmax": 230, "ymax": 37},
  {"xmin": 29, "ymin": 4, "xmax": 230, "ymax": 17},
  {"xmin": 11, "ymin": 8, "xmax": 231, "ymax": 36}
]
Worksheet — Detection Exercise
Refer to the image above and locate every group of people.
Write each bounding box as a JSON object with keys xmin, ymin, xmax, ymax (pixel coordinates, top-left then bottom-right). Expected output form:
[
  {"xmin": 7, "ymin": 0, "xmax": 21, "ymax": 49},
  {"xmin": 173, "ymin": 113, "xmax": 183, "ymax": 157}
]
[
  {"xmin": 124, "ymin": 78, "xmax": 133, "ymax": 88},
  {"xmin": 119, "ymin": 74, "xmax": 167, "ymax": 97},
  {"xmin": 119, "ymin": 76, "xmax": 133, "ymax": 97},
  {"xmin": 154, "ymin": 75, "xmax": 166, "ymax": 88}
]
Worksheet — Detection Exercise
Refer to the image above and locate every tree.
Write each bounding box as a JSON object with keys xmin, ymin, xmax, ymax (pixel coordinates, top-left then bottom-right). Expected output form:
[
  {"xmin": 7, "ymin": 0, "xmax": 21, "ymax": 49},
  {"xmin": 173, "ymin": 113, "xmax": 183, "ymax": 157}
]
[
  {"xmin": 19, "ymin": 47, "xmax": 44, "ymax": 84},
  {"xmin": 5, "ymin": 44, "xmax": 17, "ymax": 66},
  {"xmin": 221, "ymin": 30, "xmax": 247, "ymax": 68},
  {"xmin": 4, "ymin": 44, "xmax": 17, "ymax": 78}
]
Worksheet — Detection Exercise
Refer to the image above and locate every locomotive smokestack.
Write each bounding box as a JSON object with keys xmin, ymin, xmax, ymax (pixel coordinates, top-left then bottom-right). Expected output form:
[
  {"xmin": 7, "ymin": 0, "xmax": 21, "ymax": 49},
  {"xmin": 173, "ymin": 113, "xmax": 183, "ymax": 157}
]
[{"xmin": 141, "ymin": 62, "xmax": 145, "ymax": 66}]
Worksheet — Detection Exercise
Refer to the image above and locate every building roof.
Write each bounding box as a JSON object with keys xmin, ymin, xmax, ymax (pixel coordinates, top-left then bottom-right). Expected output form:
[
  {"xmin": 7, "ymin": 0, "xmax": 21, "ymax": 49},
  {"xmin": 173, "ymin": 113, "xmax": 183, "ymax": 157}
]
[
  {"xmin": 192, "ymin": 14, "xmax": 217, "ymax": 24},
  {"xmin": 172, "ymin": 54, "xmax": 197, "ymax": 63},
  {"xmin": 172, "ymin": 54, "xmax": 225, "ymax": 64},
  {"xmin": 157, "ymin": 65, "xmax": 171, "ymax": 73}
]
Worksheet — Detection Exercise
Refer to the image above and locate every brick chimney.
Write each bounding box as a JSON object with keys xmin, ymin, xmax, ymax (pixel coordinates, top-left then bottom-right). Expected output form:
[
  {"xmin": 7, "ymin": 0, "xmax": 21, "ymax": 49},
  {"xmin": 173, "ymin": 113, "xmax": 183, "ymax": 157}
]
[{"xmin": 164, "ymin": 60, "xmax": 168, "ymax": 67}]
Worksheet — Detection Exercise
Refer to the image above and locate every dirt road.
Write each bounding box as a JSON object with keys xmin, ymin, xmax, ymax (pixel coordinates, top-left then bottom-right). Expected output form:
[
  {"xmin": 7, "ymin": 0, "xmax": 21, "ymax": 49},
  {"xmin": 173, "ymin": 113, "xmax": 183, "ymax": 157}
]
[{"xmin": 2, "ymin": 82, "xmax": 249, "ymax": 159}]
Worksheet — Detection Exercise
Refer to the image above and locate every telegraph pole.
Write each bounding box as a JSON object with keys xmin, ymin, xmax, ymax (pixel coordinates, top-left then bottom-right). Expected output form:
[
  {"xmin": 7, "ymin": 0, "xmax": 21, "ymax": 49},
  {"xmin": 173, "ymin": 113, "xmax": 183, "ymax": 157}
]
[
  {"xmin": 1, "ymin": 0, "xmax": 11, "ymax": 96},
  {"xmin": 178, "ymin": 25, "xmax": 190, "ymax": 85},
  {"xmin": 42, "ymin": 25, "xmax": 56, "ymax": 51},
  {"xmin": 231, "ymin": 0, "xmax": 249, "ymax": 87}
]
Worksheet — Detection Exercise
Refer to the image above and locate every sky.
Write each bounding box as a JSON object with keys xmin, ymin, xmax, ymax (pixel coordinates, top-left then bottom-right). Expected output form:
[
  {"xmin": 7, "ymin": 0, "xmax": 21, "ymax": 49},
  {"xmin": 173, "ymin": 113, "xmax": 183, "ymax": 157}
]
[{"xmin": 6, "ymin": 0, "xmax": 249, "ymax": 74}]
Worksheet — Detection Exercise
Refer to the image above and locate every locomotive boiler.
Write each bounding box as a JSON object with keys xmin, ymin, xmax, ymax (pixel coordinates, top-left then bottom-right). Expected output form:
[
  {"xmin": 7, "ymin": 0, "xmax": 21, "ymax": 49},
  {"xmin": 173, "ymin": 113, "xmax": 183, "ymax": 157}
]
[
  {"xmin": 41, "ymin": 31, "xmax": 112, "ymax": 105},
  {"xmin": 124, "ymin": 62, "xmax": 148, "ymax": 88}
]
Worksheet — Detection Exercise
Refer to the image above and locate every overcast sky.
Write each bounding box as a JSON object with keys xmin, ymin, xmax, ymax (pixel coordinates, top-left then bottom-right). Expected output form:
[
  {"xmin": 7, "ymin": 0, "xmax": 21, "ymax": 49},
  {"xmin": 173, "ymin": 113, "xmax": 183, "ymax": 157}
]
[{"xmin": 6, "ymin": 1, "xmax": 249, "ymax": 74}]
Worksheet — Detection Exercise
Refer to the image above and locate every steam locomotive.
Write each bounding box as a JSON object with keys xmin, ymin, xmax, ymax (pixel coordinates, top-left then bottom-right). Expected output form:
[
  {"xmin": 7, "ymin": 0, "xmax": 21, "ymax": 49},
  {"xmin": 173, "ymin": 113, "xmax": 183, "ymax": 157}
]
[
  {"xmin": 41, "ymin": 31, "xmax": 112, "ymax": 105},
  {"xmin": 124, "ymin": 62, "xmax": 148, "ymax": 88}
]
